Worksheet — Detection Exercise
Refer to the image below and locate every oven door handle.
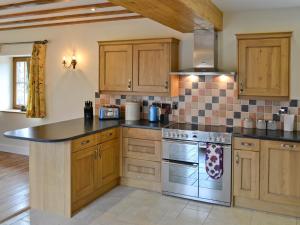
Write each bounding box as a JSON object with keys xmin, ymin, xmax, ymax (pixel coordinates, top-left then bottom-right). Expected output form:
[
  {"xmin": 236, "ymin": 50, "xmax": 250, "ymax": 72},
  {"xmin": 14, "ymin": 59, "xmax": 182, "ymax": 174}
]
[{"xmin": 163, "ymin": 160, "xmax": 198, "ymax": 168}]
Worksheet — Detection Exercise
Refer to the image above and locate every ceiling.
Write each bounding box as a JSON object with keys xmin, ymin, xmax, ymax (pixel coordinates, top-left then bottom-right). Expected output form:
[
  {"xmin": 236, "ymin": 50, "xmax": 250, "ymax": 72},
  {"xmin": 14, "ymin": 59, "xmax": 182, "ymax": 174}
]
[
  {"xmin": 212, "ymin": 0, "xmax": 300, "ymax": 12},
  {"xmin": 0, "ymin": 0, "xmax": 142, "ymax": 31}
]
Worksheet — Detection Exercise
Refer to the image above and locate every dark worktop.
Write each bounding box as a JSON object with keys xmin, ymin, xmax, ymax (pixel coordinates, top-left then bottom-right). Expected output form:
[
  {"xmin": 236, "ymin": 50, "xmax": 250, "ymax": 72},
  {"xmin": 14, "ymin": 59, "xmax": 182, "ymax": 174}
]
[
  {"xmin": 3, "ymin": 117, "xmax": 169, "ymax": 143},
  {"xmin": 233, "ymin": 127, "xmax": 300, "ymax": 143}
]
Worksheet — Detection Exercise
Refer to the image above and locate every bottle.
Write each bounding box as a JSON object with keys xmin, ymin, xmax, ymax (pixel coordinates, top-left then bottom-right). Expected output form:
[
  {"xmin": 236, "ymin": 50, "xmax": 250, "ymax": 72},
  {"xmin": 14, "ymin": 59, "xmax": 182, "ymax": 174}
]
[{"xmin": 84, "ymin": 101, "xmax": 93, "ymax": 121}]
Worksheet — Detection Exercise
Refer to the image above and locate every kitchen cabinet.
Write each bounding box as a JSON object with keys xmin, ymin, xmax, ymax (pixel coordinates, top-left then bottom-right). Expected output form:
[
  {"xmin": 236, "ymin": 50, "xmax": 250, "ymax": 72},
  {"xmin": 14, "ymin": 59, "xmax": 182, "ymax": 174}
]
[
  {"xmin": 99, "ymin": 38, "xmax": 179, "ymax": 96},
  {"xmin": 72, "ymin": 145, "xmax": 97, "ymax": 202},
  {"xmin": 233, "ymin": 150, "xmax": 259, "ymax": 200},
  {"xmin": 121, "ymin": 127, "xmax": 162, "ymax": 192},
  {"xmin": 260, "ymin": 140, "xmax": 300, "ymax": 207},
  {"xmin": 95, "ymin": 140, "xmax": 119, "ymax": 189},
  {"xmin": 71, "ymin": 128, "xmax": 120, "ymax": 212},
  {"xmin": 233, "ymin": 137, "xmax": 300, "ymax": 217},
  {"xmin": 237, "ymin": 32, "xmax": 291, "ymax": 99},
  {"xmin": 99, "ymin": 44, "xmax": 132, "ymax": 92}
]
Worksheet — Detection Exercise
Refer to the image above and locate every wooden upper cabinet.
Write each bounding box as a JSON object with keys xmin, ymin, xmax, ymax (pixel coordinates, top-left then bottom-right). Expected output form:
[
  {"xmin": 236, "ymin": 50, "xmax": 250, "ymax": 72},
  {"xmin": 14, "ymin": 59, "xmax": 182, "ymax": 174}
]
[
  {"xmin": 237, "ymin": 32, "xmax": 292, "ymax": 99},
  {"xmin": 260, "ymin": 140, "xmax": 300, "ymax": 207},
  {"xmin": 100, "ymin": 44, "xmax": 133, "ymax": 92},
  {"xmin": 99, "ymin": 38, "xmax": 179, "ymax": 96},
  {"xmin": 133, "ymin": 43, "xmax": 170, "ymax": 93}
]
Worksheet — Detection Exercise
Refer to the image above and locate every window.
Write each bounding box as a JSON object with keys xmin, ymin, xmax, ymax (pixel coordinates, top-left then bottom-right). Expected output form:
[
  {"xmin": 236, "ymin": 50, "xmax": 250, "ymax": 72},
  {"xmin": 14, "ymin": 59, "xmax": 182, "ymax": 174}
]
[{"xmin": 13, "ymin": 57, "xmax": 31, "ymax": 109}]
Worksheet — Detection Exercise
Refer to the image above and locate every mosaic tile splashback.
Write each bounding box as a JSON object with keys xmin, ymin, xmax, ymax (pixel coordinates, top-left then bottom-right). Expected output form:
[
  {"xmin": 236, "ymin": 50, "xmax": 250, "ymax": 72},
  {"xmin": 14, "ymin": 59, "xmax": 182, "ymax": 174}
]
[{"xmin": 95, "ymin": 75, "xmax": 300, "ymax": 130}]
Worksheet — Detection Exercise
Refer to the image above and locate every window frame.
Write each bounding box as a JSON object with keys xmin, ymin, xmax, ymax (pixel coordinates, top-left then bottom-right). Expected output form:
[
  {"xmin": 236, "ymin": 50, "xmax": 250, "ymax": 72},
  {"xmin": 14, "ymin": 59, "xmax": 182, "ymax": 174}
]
[{"xmin": 13, "ymin": 57, "xmax": 31, "ymax": 110}]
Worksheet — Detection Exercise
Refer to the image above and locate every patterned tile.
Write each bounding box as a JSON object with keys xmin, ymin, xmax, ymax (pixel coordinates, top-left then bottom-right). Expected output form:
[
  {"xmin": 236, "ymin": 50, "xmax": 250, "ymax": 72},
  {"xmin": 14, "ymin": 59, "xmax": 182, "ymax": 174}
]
[{"xmin": 96, "ymin": 76, "xmax": 300, "ymax": 129}]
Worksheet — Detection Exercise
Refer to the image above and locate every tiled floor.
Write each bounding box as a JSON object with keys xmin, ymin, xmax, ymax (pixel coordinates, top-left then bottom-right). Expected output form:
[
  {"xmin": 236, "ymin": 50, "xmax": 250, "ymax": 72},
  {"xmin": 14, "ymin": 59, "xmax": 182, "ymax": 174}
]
[{"xmin": 2, "ymin": 186, "xmax": 299, "ymax": 225}]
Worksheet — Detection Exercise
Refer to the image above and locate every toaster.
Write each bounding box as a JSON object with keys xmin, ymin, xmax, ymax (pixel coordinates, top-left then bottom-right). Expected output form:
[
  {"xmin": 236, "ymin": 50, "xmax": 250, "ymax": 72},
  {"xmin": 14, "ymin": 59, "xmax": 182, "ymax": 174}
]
[{"xmin": 99, "ymin": 106, "xmax": 120, "ymax": 120}]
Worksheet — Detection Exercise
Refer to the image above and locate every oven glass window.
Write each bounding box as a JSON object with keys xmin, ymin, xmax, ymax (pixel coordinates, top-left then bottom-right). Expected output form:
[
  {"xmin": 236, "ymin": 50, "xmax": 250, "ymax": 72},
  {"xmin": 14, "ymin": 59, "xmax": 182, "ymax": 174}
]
[{"xmin": 169, "ymin": 163, "xmax": 198, "ymax": 187}]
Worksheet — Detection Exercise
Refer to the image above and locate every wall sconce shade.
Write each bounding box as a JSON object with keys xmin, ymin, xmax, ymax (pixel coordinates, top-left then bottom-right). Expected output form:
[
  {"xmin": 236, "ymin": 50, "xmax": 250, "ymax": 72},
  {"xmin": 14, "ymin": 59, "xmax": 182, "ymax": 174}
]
[{"xmin": 62, "ymin": 55, "xmax": 77, "ymax": 69}]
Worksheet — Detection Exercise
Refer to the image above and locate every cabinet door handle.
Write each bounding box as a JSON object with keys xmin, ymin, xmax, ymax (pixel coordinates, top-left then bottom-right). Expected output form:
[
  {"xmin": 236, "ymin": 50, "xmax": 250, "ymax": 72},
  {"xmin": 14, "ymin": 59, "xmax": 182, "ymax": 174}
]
[
  {"xmin": 240, "ymin": 81, "xmax": 244, "ymax": 93},
  {"xmin": 128, "ymin": 80, "xmax": 131, "ymax": 89},
  {"xmin": 235, "ymin": 153, "xmax": 240, "ymax": 164},
  {"xmin": 98, "ymin": 145, "xmax": 102, "ymax": 159},
  {"xmin": 94, "ymin": 149, "xmax": 98, "ymax": 160},
  {"xmin": 81, "ymin": 140, "xmax": 90, "ymax": 145},
  {"xmin": 241, "ymin": 142, "xmax": 252, "ymax": 147},
  {"xmin": 281, "ymin": 144, "xmax": 296, "ymax": 150},
  {"xmin": 165, "ymin": 81, "xmax": 169, "ymax": 89}
]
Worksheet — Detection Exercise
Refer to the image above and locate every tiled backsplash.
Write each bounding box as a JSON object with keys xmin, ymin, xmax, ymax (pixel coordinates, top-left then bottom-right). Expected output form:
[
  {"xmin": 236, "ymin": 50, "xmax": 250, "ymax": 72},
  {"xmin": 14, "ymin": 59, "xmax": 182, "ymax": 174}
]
[{"xmin": 95, "ymin": 75, "xmax": 300, "ymax": 130}]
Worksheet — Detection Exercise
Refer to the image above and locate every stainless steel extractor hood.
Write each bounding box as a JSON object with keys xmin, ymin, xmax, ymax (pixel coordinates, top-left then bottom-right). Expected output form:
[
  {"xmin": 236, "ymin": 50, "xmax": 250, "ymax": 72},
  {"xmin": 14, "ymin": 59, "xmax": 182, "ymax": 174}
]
[{"xmin": 170, "ymin": 29, "xmax": 236, "ymax": 76}]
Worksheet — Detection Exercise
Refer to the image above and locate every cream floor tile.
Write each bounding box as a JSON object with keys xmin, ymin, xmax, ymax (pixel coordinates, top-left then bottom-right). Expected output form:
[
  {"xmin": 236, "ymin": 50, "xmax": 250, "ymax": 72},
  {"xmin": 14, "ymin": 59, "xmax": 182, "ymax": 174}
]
[
  {"xmin": 176, "ymin": 208, "xmax": 209, "ymax": 225},
  {"xmin": 185, "ymin": 201, "xmax": 213, "ymax": 213},
  {"xmin": 297, "ymin": 219, "xmax": 300, "ymax": 225},
  {"xmin": 250, "ymin": 211, "xmax": 297, "ymax": 225},
  {"xmin": 203, "ymin": 206, "xmax": 253, "ymax": 225}
]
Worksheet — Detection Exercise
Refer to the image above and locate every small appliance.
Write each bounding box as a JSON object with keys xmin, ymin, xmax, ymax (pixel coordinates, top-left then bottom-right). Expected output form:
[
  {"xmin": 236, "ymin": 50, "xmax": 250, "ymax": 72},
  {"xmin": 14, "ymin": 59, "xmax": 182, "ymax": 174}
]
[
  {"xmin": 99, "ymin": 105, "xmax": 120, "ymax": 120},
  {"xmin": 148, "ymin": 105, "xmax": 159, "ymax": 122}
]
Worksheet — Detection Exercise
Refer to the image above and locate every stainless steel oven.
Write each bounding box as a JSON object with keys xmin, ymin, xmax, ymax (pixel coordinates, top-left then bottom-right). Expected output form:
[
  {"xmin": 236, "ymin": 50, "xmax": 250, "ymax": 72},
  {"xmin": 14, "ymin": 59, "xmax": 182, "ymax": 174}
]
[{"xmin": 162, "ymin": 124, "xmax": 232, "ymax": 206}]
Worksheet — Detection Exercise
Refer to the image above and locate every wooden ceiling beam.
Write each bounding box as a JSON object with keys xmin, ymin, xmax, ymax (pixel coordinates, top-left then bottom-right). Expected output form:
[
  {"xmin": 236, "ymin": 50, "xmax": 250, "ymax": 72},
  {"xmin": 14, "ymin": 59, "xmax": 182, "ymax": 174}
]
[
  {"xmin": 0, "ymin": 2, "xmax": 115, "ymax": 19},
  {"xmin": 0, "ymin": 10, "xmax": 132, "ymax": 26},
  {"xmin": 0, "ymin": 0, "xmax": 68, "ymax": 10},
  {"xmin": 108, "ymin": 0, "xmax": 223, "ymax": 32},
  {"xmin": 0, "ymin": 15, "xmax": 143, "ymax": 31}
]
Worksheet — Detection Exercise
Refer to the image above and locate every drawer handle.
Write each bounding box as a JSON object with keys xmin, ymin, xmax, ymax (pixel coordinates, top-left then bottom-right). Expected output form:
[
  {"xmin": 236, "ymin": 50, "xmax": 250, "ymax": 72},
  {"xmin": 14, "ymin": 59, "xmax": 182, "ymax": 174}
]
[
  {"xmin": 281, "ymin": 144, "xmax": 296, "ymax": 150},
  {"xmin": 109, "ymin": 132, "xmax": 113, "ymax": 136},
  {"xmin": 235, "ymin": 153, "xmax": 240, "ymax": 164},
  {"xmin": 81, "ymin": 140, "xmax": 90, "ymax": 145},
  {"xmin": 241, "ymin": 142, "xmax": 252, "ymax": 147},
  {"xmin": 165, "ymin": 81, "xmax": 169, "ymax": 89}
]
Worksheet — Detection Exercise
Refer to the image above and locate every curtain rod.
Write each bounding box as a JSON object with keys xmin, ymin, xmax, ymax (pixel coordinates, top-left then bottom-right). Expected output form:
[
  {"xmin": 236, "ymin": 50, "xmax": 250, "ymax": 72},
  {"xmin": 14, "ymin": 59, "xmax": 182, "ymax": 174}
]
[{"xmin": 0, "ymin": 40, "xmax": 48, "ymax": 45}]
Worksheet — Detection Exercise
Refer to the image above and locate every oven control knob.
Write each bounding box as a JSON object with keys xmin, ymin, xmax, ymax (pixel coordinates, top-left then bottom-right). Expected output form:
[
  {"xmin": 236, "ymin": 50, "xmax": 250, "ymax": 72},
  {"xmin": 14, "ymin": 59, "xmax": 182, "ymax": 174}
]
[
  {"xmin": 221, "ymin": 137, "xmax": 226, "ymax": 142},
  {"xmin": 184, "ymin": 134, "xmax": 189, "ymax": 138},
  {"xmin": 216, "ymin": 137, "xmax": 221, "ymax": 142}
]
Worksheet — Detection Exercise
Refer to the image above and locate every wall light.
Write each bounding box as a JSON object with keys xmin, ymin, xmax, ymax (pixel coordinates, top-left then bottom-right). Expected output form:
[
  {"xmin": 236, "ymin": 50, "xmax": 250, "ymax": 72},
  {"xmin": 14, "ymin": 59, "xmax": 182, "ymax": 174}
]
[{"xmin": 62, "ymin": 55, "xmax": 77, "ymax": 69}]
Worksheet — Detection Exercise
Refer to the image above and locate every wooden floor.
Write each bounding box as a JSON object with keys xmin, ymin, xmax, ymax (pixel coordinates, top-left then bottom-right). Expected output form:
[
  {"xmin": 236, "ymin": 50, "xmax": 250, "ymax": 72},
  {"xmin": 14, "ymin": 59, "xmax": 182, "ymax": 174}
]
[{"xmin": 0, "ymin": 151, "xmax": 29, "ymax": 223}]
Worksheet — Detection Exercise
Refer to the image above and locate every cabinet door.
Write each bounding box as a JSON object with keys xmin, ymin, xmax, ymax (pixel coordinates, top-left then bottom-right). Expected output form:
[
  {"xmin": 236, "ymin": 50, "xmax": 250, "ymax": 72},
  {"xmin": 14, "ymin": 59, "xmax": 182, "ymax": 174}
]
[
  {"xmin": 261, "ymin": 141, "xmax": 300, "ymax": 206},
  {"xmin": 233, "ymin": 150, "xmax": 259, "ymax": 199},
  {"xmin": 238, "ymin": 35, "xmax": 290, "ymax": 97},
  {"xmin": 100, "ymin": 44, "xmax": 132, "ymax": 91},
  {"xmin": 95, "ymin": 140, "xmax": 119, "ymax": 189},
  {"xmin": 133, "ymin": 43, "xmax": 170, "ymax": 93},
  {"xmin": 72, "ymin": 146, "xmax": 97, "ymax": 202}
]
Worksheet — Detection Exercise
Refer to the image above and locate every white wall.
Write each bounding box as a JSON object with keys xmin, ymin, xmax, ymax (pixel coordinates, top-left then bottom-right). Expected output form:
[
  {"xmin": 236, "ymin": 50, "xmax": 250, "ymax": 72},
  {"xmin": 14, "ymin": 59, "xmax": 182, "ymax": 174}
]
[
  {"xmin": 0, "ymin": 18, "xmax": 193, "ymax": 154},
  {"xmin": 219, "ymin": 7, "xmax": 300, "ymax": 99},
  {"xmin": 0, "ymin": 56, "xmax": 13, "ymax": 110},
  {"xmin": 1, "ymin": 7, "xmax": 300, "ymax": 153}
]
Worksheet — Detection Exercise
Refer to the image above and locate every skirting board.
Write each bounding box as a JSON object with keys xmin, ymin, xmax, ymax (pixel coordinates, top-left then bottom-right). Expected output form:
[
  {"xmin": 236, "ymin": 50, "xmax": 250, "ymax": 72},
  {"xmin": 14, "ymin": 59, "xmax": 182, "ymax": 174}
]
[{"xmin": 0, "ymin": 143, "xmax": 29, "ymax": 155}]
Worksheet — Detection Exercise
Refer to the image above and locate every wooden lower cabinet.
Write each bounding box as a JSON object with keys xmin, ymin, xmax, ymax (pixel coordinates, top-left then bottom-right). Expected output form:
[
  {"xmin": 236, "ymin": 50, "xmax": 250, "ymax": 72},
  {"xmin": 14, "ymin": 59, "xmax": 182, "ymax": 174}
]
[
  {"xmin": 71, "ymin": 129, "xmax": 120, "ymax": 213},
  {"xmin": 121, "ymin": 128, "xmax": 162, "ymax": 192},
  {"xmin": 72, "ymin": 146, "xmax": 97, "ymax": 202},
  {"xmin": 260, "ymin": 140, "xmax": 300, "ymax": 207},
  {"xmin": 233, "ymin": 138, "xmax": 300, "ymax": 217},
  {"xmin": 95, "ymin": 140, "xmax": 119, "ymax": 188},
  {"xmin": 233, "ymin": 150, "xmax": 259, "ymax": 199}
]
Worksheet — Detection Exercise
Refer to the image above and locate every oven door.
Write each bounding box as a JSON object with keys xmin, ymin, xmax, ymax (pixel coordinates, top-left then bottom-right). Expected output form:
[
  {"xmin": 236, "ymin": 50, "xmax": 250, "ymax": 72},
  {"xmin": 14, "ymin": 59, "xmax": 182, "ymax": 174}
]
[
  {"xmin": 162, "ymin": 160, "xmax": 199, "ymax": 198},
  {"xmin": 198, "ymin": 143, "xmax": 232, "ymax": 205},
  {"xmin": 162, "ymin": 140, "xmax": 198, "ymax": 163}
]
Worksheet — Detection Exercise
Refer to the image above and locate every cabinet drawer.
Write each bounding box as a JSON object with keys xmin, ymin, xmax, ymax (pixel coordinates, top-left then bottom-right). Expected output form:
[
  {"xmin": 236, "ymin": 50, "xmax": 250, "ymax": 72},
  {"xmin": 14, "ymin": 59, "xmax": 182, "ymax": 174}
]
[
  {"xmin": 122, "ymin": 127, "xmax": 161, "ymax": 141},
  {"xmin": 234, "ymin": 138, "xmax": 260, "ymax": 152},
  {"xmin": 72, "ymin": 134, "xmax": 97, "ymax": 152},
  {"xmin": 99, "ymin": 128, "xmax": 119, "ymax": 143},
  {"xmin": 124, "ymin": 138, "xmax": 161, "ymax": 161},
  {"xmin": 123, "ymin": 158, "xmax": 161, "ymax": 182}
]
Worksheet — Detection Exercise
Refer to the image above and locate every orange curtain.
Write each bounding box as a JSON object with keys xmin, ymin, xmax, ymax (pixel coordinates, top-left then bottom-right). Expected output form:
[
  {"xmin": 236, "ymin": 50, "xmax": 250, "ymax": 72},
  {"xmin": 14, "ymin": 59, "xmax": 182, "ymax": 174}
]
[{"xmin": 26, "ymin": 43, "xmax": 47, "ymax": 118}]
